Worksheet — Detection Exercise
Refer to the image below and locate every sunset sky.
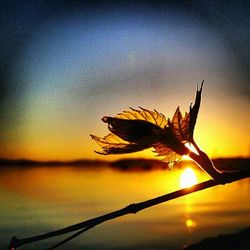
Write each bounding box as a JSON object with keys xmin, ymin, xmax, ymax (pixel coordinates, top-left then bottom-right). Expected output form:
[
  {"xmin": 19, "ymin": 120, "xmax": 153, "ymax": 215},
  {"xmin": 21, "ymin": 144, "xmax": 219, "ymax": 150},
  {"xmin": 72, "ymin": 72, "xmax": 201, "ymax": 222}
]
[{"xmin": 1, "ymin": 1, "xmax": 249, "ymax": 161}]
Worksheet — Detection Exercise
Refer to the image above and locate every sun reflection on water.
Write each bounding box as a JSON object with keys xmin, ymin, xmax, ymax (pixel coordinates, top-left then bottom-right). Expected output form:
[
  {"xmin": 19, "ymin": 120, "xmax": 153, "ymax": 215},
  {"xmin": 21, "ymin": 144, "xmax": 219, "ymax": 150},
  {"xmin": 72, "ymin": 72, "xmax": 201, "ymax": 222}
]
[
  {"xmin": 179, "ymin": 167, "xmax": 199, "ymax": 242},
  {"xmin": 186, "ymin": 219, "xmax": 196, "ymax": 228},
  {"xmin": 183, "ymin": 195, "xmax": 197, "ymax": 250}
]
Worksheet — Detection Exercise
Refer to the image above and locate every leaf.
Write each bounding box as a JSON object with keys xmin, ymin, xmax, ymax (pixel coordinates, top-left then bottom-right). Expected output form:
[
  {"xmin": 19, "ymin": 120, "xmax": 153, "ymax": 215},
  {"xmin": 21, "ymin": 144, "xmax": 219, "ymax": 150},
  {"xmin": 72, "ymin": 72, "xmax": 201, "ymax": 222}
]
[
  {"xmin": 102, "ymin": 116, "xmax": 162, "ymax": 144},
  {"xmin": 189, "ymin": 81, "xmax": 203, "ymax": 140},
  {"xmin": 152, "ymin": 142, "xmax": 182, "ymax": 168},
  {"xmin": 168, "ymin": 81, "xmax": 203, "ymax": 143},
  {"xmin": 169, "ymin": 106, "xmax": 190, "ymax": 142},
  {"xmin": 115, "ymin": 107, "xmax": 168, "ymax": 129},
  {"xmin": 90, "ymin": 134, "xmax": 147, "ymax": 155},
  {"xmin": 91, "ymin": 82, "xmax": 204, "ymax": 167}
]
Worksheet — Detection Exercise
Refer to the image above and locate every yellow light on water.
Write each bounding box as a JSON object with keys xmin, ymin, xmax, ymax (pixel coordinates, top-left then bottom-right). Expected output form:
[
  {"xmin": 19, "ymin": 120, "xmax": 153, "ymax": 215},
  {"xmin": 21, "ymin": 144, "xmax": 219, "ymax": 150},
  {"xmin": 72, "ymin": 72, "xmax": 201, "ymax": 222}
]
[
  {"xmin": 180, "ymin": 167, "xmax": 198, "ymax": 188},
  {"xmin": 186, "ymin": 219, "xmax": 196, "ymax": 228}
]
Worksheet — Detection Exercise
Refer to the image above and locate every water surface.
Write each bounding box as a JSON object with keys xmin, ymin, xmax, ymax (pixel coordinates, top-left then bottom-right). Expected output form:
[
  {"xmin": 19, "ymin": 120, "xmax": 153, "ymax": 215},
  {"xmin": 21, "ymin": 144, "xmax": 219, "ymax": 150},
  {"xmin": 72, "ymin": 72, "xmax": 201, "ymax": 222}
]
[{"xmin": 0, "ymin": 163, "xmax": 249, "ymax": 249}]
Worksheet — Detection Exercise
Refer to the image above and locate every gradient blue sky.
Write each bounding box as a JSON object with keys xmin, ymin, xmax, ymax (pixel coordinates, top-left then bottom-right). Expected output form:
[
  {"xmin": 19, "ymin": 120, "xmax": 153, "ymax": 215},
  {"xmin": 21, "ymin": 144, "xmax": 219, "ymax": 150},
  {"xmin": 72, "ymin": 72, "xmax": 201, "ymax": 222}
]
[{"xmin": 1, "ymin": 1, "xmax": 249, "ymax": 160}]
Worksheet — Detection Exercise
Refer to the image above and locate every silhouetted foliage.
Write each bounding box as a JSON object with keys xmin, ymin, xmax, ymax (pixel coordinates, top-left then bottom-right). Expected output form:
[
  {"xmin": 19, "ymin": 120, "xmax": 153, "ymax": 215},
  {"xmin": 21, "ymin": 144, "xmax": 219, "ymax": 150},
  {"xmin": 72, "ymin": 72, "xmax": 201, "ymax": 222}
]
[{"xmin": 91, "ymin": 82, "xmax": 203, "ymax": 167}]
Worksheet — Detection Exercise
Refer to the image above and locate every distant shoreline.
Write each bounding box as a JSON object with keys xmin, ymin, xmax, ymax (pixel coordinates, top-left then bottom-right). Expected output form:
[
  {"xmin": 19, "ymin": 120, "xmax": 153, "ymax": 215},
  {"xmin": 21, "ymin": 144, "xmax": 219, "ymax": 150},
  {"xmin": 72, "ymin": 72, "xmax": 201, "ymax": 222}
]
[
  {"xmin": 0, "ymin": 158, "xmax": 109, "ymax": 167},
  {"xmin": 0, "ymin": 157, "xmax": 249, "ymax": 172}
]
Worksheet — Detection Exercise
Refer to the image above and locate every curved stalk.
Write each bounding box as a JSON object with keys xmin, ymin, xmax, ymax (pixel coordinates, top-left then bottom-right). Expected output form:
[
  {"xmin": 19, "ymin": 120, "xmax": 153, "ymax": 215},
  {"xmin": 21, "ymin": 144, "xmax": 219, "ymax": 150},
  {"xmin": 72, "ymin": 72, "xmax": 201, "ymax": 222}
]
[{"xmin": 189, "ymin": 142, "xmax": 223, "ymax": 181}]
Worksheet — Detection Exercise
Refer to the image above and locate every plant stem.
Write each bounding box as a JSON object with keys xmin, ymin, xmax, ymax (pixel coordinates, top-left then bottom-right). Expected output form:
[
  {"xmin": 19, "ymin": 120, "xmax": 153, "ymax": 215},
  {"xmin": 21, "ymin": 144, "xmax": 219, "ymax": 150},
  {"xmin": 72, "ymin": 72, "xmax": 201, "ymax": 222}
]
[
  {"xmin": 10, "ymin": 168, "xmax": 250, "ymax": 249},
  {"xmin": 189, "ymin": 141, "xmax": 223, "ymax": 181}
]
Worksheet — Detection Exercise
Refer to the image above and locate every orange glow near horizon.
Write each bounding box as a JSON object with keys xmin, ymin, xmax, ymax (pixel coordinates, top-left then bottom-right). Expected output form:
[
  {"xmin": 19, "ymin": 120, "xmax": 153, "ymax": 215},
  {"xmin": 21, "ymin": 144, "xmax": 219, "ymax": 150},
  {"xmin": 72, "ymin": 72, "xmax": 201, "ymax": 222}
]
[
  {"xmin": 2, "ymin": 95, "xmax": 249, "ymax": 162},
  {"xmin": 1, "ymin": 124, "xmax": 249, "ymax": 161}
]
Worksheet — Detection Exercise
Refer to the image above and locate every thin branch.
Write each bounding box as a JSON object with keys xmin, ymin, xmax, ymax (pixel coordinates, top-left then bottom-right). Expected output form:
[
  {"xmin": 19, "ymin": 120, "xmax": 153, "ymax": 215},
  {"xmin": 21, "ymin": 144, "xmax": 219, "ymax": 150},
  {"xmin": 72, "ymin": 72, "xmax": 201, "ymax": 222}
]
[
  {"xmin": 10, "ymin": 169, "xmax": 250, "ymax": 250},
  {"xmin": 45, "ymin": 226, "xmax": 93, "ymax": 250}
]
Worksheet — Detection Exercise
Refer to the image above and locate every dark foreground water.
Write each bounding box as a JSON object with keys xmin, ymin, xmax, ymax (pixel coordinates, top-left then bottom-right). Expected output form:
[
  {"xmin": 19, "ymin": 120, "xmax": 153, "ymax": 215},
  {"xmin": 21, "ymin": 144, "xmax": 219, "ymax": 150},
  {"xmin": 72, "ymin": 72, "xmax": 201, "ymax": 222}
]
[{"xmin": 0, "ymin": 163, "xmax": 249, "ymax": 249}]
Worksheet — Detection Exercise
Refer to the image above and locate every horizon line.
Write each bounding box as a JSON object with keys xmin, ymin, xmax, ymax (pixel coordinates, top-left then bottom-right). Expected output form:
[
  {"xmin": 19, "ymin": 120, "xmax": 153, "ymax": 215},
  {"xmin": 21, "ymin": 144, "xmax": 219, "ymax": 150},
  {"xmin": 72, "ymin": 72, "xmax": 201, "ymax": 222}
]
[{"xmin": 0, "ymin": 156, "xmax": 249, "ymax": 164}]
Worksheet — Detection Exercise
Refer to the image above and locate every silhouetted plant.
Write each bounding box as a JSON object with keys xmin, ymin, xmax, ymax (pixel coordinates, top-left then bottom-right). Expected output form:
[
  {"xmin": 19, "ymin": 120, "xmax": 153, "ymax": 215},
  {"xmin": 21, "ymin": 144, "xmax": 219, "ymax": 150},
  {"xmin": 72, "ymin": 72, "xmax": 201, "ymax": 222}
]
[
  {"xmin": 10, "ymin": 82, "xmax": 250, "ymax": 250},
  {"xmin": 91, "ymin": 81, "xmax": 222, "ymax": 180}
]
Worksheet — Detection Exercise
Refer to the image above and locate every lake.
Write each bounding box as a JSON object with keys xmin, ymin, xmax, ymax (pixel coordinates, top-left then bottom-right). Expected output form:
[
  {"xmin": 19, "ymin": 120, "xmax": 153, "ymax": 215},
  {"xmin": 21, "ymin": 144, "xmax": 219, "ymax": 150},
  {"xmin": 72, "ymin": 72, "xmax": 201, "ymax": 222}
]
[{"xmin": 0, "ymin": 163, "xmax": 249, "ymax": 249}]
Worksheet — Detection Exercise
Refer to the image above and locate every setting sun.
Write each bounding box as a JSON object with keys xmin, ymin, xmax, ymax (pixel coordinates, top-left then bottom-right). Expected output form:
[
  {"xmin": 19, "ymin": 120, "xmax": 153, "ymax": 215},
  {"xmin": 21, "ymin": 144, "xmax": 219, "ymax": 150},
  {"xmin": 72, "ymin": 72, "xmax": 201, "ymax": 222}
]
[{"xmin": 180, "ymin": 167, "xmax": 198, "ymax": 188}]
